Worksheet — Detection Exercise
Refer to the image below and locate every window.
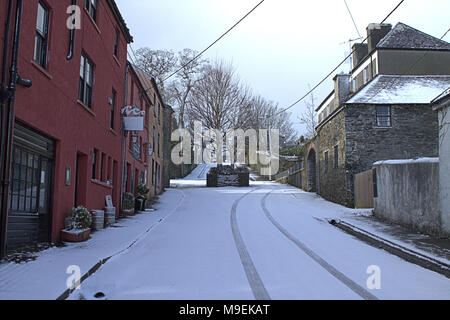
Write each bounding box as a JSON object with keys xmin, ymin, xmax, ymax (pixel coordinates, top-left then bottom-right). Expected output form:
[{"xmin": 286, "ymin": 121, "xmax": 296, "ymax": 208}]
[
  {"xmin": 100, "ymin": 153, "xmax": 105, "ymax": 182},
  {"xmin": 110, "ymin": 89, "xmax": 116, "ymax": 129},
  {"xmin": 114, "ymin": 29, "xmax": 119, "ymax": 57},
  {"xmin": 153, "ymin": 127, "xmax": 156, "ymax": 151},
  {"xmin": 153, "ymin": 94, "xmax": 157, "ymax": 115},
  {"xmin": 85, "ymin": 0, "xmax": 98, "ymax": 22},
  {"xmin": 158, "ymin": 103, "xmax": 161, "ymax": 123},
  {"xmin": 324, "ymin": 151, "xmax": 329, "ymax": 174},
  {"xmin": 157, "ymin": 133, "xmax": 160, "ymax": 157},
  {"xmin": 92, "ymin": 149, "xmax": 98, "ymax": 179},
  {"xmin": 376, "ymin": 106, "xmax": 391, "ymax": 127},
  {"xmin": 79, "ymin": 53, "xmax": 94, "ymax": 108},
  {"xmin": 334, "ymin": 146, "xmax": 339, "ymax": 169},
  {"xmin": 34, "ymin": 2, "xmax": 49, "ymax": 68}
]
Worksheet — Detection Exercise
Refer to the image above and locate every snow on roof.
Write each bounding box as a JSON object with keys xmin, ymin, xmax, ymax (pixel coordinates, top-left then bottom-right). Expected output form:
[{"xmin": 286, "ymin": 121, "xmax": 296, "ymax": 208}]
[
  {"xmin": 431, "ymin": 87, "xmax": 450, "ymax": 105},
  {"xmin": 346, "ymin": 75, "xmax": 450, "ymax": 105},
  {"xmin": 374, "ymin": 157, "xmax": 439, "ymax": 166},
  {"xmin": 377, "ymin": 23, "xmax": 450, "ymax": 51}
]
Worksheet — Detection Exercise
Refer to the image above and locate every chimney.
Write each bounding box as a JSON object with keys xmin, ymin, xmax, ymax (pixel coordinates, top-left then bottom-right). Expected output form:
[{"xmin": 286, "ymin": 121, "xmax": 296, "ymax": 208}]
[
  {"xmin": 352, "ymin": 43, "xmax": 368, "ymax": 69},
  {"xmin": 334, "ymin": 73, "xmax": 351, "ymax": 108},
  {"xmin": 367, "ymin": 23, "xmax": 392, "ymax": 52}
]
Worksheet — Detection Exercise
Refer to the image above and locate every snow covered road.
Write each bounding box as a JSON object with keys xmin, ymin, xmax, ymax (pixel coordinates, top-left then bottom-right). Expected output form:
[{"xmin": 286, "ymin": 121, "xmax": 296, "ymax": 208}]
[{"xmin": 69, "ymin": 165, "xmax": 450, "ymax": 300}]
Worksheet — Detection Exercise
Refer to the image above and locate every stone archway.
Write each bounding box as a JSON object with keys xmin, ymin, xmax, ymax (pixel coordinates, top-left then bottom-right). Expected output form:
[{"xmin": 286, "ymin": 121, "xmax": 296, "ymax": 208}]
[{"xmin": 307, "ymin": 148, "xmax": 317, "ymax": 192}]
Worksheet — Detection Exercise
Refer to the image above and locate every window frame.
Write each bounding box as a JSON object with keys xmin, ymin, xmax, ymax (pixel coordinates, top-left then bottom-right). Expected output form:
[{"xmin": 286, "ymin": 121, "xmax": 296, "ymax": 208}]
[
  {"xmin": 34, "ymin": 2, "xmax": 50, "ymax": 69},
  {"xmin": 376, "ymin": 106, "xmax": 392, "ymax": 128},
  {"xmin": 79, "ymin": 52, "xmax": 94, "ymax": 108},
  {"xmin": 114, "ymin": 29, "xmax": 119, "ymax": 57},
  {"xmin": 110, "ymin": 89, "xmax": 116, "ymax": 130},
  {"xmin": 85, "ymin": 0, "xmax": 98, "ymax": 22}
]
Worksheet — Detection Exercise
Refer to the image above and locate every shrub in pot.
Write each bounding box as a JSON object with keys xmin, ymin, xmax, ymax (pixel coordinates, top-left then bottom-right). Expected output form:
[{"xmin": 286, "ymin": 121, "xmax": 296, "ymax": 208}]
[
  {"xmin": 135, "ymin": 184, "xmax": 150, "ymax": 211},
  {"xmin": 61, "ymin": 206, "xmax": 92, "ymax": 242},
  {"xmin": 122, "ymin": 192, "xmax": 135, "ymax": 216}
]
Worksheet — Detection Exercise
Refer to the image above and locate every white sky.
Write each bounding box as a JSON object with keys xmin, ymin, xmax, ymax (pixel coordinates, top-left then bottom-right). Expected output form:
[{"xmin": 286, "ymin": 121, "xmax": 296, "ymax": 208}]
[{"xmin": 115, "ymin": 0, "xmax": 450, "ymax": 136}]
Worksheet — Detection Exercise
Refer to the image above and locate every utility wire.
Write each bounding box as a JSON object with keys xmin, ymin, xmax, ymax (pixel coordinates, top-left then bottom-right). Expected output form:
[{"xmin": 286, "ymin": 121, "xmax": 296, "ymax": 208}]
[
  {"xmin": 344, "ymin": 0, "xmax": 362, "ymax": 39},
  {"xmin": 272, "ymin": 0, "xmax": 405, "ymax": 118},
  {"xmin": 161, "ymin": 0, "xmax": 265, "ymax": 83}
]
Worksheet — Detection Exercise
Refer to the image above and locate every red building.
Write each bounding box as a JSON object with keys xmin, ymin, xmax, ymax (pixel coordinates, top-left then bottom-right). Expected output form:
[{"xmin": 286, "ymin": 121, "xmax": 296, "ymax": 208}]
[
  {"xmin": 0, "ymin": 0, "xmax": 133, "ymax": 255},
  {"xmin": 124, "ymin": 64, "xmax": 165, "ymax": 199}
]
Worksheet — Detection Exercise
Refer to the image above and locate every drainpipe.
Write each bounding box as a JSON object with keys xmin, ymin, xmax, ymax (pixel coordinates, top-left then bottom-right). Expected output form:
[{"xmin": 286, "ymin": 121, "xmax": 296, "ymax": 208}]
[
  {"xmin": 0, "ymin": 0, "xmax": 24, "ymax": 258},
  {"xmin": 0, "ymin": 0, "xmax": 14, "ymax": 259},
  {"xmin": 66, "ymin": 0, "xmax": 77, "ymax": 61},
  {"xmin": 120, "ymin": 63, "xmax": 130, "ymax": 215}
]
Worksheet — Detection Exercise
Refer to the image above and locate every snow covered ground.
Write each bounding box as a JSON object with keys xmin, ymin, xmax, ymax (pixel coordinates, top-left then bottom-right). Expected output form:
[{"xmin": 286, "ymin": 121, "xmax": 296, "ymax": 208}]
[
  {"xmin": 67, "ymin": 164, "xmax": 450, "ymax": 300},
  {"xmin": 1, "ymin": 163, "xmax": 449, "ymax": 300}
]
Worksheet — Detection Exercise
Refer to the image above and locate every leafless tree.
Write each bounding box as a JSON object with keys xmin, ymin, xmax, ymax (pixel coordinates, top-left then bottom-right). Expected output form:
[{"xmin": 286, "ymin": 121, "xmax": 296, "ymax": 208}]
[
  {"xmin": 167, "ymin": 49, "xmax": 209, "ymax": 130},
  {"xmin": 134, "ymin": 48, "xmax": 177, "ymax": 101},
  {"xmin": 298, "ymin": 86, "xmax": 318, "ymax": 139},
  {"xmin": 187, "ymin": 60, "xmax": 250, "ymax": 133}
]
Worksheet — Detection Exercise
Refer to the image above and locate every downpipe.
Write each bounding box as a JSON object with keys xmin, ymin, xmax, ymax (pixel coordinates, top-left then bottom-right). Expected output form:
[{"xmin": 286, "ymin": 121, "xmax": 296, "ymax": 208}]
[{"xmin": 0, "ymin": 0, "xmax": 27, "ymax": 258}]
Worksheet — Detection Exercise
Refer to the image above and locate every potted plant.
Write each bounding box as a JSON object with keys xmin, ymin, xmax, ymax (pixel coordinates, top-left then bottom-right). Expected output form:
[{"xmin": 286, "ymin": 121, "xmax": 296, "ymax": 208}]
[
  {"xmin": 135, "ymin": 184, "xmax": 150, "ymax": 212},
  {"xmin": 61, "ymin": 206, "xmax": 93, "ymax": 242},
  {"xmin": 122, "ymin": 192, "xmax": 135, "ymax": 216}
]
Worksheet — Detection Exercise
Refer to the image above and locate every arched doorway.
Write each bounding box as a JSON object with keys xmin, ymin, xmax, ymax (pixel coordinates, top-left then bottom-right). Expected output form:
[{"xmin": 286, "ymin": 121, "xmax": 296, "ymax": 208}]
[{"xmin": 307, "ymin": 149, "xmax": 317, "ymax": 192}]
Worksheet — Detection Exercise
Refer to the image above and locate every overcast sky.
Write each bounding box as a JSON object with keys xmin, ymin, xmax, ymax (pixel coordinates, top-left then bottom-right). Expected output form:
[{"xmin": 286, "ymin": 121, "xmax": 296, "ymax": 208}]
[{"xmin": 115, "ymin": 0, "xmax": 450, "ymax": 136}]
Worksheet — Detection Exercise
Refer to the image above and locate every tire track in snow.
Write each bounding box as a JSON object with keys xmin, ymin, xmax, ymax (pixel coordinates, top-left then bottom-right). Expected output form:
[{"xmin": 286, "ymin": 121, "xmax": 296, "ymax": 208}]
[
  {"xmin": 231, "ymin": 188, "xmax": 271, "ymax": 300},
  {"xmin": 261, "ymin": 191, "xmax": 378, "ymax": 301}
]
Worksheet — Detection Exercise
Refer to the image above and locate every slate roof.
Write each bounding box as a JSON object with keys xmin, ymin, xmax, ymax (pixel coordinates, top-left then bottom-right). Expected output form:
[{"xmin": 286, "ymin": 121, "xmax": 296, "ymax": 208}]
[
  {"xmin": 377, "ymin": 23, "xmax": 450, "ymax": 51},
  {"xmin": 346, "ymin": 75, "xmax": 450, "ymax": 105}
]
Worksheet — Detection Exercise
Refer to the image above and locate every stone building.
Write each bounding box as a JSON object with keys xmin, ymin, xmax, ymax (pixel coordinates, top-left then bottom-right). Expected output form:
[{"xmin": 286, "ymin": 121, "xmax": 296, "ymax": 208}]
[{"xmin": 311, "ymin": 22, "xmax": 450, "ymax": 207}]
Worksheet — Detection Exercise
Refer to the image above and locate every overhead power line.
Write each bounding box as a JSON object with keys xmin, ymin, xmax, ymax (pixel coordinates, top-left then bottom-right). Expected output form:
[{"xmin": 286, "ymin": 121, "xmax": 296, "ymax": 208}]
[
  {"xmin": 272, "ymin": 0, "xmax": 405, "ymax": 118},
  {"xmin": 344, "ymin": 0, "xmax": 362, "ymax": 39},
  {"xmin": 161, "ymin": 0, "xmax": 265, "ymax": 83}
]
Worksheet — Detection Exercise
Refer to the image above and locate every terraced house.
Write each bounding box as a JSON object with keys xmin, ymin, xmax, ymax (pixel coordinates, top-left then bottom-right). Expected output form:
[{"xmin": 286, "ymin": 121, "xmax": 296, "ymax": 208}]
[
  {"xmin": 310, "ymin": 22, "xmax": 450, "ymax": 207},
  {"xmin": 0, "ymin": 0, "xmax": 133, "ymax": 257}
]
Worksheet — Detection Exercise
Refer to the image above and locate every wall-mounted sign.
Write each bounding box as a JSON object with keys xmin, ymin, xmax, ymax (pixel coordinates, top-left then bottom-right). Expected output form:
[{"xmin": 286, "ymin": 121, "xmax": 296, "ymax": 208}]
[{"xmin": 123, "ymin": 117, "xmax": 144, "ymax": 131}]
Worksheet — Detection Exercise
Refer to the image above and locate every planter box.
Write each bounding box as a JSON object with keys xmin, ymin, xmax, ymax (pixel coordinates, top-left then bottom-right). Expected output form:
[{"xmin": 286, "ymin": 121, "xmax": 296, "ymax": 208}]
[
  {"xmin": 61, "ymin": 228, "xmax": 91, "ymax": 243},
  {"xmin": 122, "ymin": 209, "xmax": 135, "ymax": 216}
]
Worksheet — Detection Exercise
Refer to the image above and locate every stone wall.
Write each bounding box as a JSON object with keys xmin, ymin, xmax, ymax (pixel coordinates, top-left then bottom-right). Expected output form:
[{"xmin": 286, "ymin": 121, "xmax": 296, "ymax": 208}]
[
  {"xmin": 317, "ymin": 110, "xmax": 353, "ymax": 207},
  {"xmin": 374, "ymin": 160, "xmax": 446, "ymax": 237},
  {"xmin": 345, "ymin": 104, "xmax": 439, "ymax": 175}
]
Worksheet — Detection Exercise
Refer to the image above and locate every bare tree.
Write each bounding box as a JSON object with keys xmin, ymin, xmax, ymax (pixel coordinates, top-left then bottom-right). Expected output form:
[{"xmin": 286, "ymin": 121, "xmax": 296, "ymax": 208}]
[
  {"xmin": 298, "ymin": 87, "xmax": 318, "ymax": 139},
  {"xmin": 187, "ymin": 60, "xmax": 249, "ymax": 132},
  {"xmin": 134, "ymin": 48, "xmax": 177, "ymax": 101},
  {"xmin": 168, "ymin": 49, "xmax": 209, "ymax": 130}
]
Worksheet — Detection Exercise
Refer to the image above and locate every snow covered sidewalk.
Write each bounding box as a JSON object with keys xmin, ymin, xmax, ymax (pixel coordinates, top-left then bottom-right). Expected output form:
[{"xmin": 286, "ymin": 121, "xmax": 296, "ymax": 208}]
[
  {"xmin": 289, "ymin": 187, "xmax": 450, "ymax": 271},
  {"xmin": 0, "ymin": 188, "xmax": 185, "ymax": 300}
]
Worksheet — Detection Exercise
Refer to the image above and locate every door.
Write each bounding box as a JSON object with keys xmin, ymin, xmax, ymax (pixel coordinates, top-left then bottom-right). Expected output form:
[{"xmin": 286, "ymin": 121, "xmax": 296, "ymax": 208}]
[{"xmin": 7, "ymin": 123, "xmax": 54, "ymax": 250}]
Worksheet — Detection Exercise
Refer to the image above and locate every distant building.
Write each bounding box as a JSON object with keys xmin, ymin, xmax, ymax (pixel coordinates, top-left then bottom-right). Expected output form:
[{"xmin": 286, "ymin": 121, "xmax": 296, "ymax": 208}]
[
  {"xmin": 311, "ymin": 22, "xmax": 450, "ymax": 207},
  {"xmin": 132, "ymin": 66, "xmax": 165, "ymax": 197}
]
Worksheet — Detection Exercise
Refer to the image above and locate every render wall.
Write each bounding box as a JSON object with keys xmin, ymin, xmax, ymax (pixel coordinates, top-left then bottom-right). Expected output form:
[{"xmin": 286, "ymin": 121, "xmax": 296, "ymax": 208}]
[
  {"xmin": 374, "ymin": 161, "xmax": 445, "ymax": 237},
  {"xmin": 439, "ymin": 106, "xmax": 450, "ymax": 235}
]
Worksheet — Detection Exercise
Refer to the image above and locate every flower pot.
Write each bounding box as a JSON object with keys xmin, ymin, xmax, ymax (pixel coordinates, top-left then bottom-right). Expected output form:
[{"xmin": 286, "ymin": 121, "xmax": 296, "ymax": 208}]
[
  {"xmin": 122, "ymin": 209, "xmax": 135, "ymax": 216},
  {"xmin": 61, "ymin": 228, "xmax": 91, "ymax": 243}
]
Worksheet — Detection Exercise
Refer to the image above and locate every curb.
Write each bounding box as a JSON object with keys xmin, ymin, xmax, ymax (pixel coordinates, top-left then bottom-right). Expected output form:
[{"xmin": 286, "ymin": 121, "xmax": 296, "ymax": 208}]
[{"xmin": 329, "ymin": 219, "xmax": 450, "ymax": 279}]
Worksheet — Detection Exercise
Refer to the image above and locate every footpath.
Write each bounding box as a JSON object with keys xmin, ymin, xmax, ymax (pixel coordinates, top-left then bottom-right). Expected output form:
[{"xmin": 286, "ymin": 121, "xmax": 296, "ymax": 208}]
[{"xmin": 0, "ymin": 188, "xmax": 185, "ymax": 300}]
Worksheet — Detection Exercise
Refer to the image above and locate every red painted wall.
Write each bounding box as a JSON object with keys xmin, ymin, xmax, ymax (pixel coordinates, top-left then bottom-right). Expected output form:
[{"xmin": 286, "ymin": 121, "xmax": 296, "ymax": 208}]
[{"xmin": 2, "ymin": 0, "xmax": 130, "ymax": 242}]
